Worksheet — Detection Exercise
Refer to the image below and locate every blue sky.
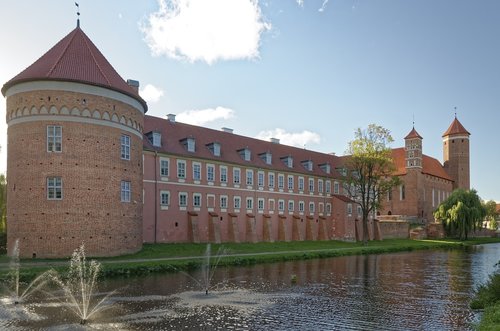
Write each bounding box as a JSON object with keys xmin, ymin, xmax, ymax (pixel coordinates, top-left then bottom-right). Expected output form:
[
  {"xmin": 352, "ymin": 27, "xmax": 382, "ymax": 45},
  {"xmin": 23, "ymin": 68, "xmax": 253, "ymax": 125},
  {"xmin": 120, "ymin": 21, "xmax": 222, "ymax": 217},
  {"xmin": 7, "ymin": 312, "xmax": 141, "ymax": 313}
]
[{"xmin": 1, "ymin": 0, "xmax": 499, "ymax": 201}]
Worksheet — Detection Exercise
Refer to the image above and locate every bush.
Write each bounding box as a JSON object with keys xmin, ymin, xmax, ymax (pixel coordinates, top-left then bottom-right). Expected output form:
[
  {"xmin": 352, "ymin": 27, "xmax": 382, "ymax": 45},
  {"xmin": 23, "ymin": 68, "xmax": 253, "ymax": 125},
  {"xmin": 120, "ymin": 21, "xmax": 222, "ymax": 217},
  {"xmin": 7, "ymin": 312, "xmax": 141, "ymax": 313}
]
[
  {"xmin": 0, "ymin": 232, "xmax": 6, "ymax": 255},
  {"xmin": 471, "ymin": 272, "xmax": 500, "ymax": 309}
]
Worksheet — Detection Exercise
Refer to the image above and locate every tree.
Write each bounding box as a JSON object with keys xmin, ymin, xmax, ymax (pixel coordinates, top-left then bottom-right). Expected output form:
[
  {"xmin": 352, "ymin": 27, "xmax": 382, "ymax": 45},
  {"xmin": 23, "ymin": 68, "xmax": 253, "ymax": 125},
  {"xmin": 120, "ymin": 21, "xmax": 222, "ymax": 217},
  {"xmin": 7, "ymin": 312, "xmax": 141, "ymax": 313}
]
[
  {"xmin": 434, "ymin": 189, "xmax": 486, "ymax": 240},
  {"xmin": 343, "ymin": 124, "xmax": 400, "ymax": 244},
  {"xmin": 483, "ymin": 200, "xmax": 498, "ymax": 230}
]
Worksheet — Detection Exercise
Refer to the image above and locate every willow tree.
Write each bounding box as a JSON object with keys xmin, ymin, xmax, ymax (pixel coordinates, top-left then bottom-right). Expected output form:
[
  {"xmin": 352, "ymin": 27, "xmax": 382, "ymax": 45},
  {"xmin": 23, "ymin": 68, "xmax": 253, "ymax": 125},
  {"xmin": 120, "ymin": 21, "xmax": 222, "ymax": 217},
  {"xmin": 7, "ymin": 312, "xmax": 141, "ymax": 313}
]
[
  {"xmin": 343, "ymin": 124, "xmax": 400, "ymax": 244},
  {"xmin": 434, "ymin": 189, "xmax": 486, "ymax": 240}
]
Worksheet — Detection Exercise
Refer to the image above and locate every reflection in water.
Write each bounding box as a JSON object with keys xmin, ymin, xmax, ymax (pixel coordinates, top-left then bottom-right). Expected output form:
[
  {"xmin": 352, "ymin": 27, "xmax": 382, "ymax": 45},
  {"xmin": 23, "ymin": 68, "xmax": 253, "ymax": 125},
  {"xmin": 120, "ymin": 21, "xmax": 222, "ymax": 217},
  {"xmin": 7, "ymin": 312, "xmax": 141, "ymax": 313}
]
[{"xmin": 0, "ymin": 244, "xmax": 498, "ymax": 330}]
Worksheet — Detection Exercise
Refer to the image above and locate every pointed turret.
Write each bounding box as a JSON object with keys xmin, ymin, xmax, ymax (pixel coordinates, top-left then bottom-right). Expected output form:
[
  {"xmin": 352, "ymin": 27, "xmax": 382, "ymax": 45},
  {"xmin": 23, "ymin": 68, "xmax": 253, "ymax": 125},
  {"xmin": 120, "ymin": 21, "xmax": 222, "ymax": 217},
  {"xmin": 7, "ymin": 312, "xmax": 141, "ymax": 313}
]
[
  {"xmin": 404, "ymin": 126, "xmax": 423, "ymax": 170},
  {"xmin": 442, "ymin": 116, "xmax": 470, "ymax": 190}
]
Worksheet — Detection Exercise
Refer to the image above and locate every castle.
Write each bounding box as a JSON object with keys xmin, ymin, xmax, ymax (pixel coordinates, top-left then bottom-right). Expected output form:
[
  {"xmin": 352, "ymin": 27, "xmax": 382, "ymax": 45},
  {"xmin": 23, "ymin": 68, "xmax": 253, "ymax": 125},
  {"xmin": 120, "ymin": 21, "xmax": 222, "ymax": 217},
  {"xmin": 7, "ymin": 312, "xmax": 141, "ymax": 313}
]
[{"xmin": 2, "ymin": 24, "xmax": 470, "ymax": 258}]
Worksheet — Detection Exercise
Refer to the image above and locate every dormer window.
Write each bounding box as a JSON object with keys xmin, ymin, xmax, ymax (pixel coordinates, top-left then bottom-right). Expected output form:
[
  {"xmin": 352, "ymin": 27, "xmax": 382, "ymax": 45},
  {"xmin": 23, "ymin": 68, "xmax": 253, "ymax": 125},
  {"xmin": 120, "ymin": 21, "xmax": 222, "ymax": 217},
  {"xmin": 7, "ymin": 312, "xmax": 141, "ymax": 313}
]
[
  {"xmin": 281, "ymin": 156, "xmax": 293, "ymax": 168},
  {"xmin": 238, "ymin": 148, "xmax": 251, "ymax": 161},
  {"xmin": 207, "ymin": 142, "xmax": 221, "ymax": 156},
  {"xmin": 319, "ymin": 163, "xmax": 331, "ymax": 174},
  {"xmin": 146, "ymin": 131, "xmax": 162, "ymax": 147},
  {"xmin": 259, "ymin": 152, "xmax": 272, "ymax": 165},
  {"xmin": 302, "ymin": 160, "xmax": 313, "ymax": 171},
  {"xmin": 181, "ymin": 137, "xmax": 196, "ymax": 152}
]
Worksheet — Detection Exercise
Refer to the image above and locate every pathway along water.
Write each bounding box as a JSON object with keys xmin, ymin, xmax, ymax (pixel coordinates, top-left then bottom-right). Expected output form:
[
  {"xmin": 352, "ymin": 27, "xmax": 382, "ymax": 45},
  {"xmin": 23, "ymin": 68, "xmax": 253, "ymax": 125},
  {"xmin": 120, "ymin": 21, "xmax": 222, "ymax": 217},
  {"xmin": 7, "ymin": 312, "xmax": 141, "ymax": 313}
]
[{"xmin": 1, "ymin": 243, "xmax": 499, "ymax": 330}]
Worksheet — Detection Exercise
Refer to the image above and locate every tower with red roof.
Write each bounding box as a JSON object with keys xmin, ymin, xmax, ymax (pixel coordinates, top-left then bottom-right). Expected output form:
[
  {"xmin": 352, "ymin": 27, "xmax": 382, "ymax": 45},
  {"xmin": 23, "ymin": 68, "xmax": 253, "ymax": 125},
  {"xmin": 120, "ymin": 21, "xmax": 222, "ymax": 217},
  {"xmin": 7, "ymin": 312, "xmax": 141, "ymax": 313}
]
[
  {"xmin": 2, "ymin": 22, "xmax": 147, "ymax": 258},
  {"xmin": 442, "ymin": 116, "xmax": 470, "ymax": 190}
]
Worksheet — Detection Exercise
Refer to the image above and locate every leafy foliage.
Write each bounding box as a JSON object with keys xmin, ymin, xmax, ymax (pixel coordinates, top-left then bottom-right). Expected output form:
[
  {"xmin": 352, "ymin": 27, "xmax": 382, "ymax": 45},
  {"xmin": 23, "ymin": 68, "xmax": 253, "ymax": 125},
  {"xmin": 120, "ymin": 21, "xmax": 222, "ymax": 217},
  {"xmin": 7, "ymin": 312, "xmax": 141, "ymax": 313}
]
[
  {"xmin": 343, "ymin": 124, "xmax": 400, "ymax": 244},
  {"xmin": 483, "ymin": 200, "xmax": 499, "ymax": 230},
  {"xmin": 434, "ymin": 189, "xmax": 486, "ymax": 240}
]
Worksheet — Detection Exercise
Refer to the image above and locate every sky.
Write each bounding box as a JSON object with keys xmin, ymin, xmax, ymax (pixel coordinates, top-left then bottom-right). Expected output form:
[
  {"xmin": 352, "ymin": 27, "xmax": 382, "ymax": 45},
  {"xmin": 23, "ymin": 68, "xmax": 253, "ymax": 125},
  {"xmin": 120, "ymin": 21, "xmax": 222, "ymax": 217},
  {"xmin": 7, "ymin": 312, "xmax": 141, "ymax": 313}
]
[{"xmin": 0, "ymin": 0, "xmax": 499, "ymax": 201}]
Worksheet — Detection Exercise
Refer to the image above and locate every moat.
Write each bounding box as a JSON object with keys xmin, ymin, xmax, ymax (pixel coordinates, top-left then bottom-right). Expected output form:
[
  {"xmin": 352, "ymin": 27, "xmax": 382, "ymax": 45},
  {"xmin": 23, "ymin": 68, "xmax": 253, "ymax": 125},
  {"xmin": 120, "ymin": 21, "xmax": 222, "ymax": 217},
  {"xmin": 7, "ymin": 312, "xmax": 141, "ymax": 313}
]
[{"xmin": 1, "ymin": 243, "xmax": 499, "ymax": 330}]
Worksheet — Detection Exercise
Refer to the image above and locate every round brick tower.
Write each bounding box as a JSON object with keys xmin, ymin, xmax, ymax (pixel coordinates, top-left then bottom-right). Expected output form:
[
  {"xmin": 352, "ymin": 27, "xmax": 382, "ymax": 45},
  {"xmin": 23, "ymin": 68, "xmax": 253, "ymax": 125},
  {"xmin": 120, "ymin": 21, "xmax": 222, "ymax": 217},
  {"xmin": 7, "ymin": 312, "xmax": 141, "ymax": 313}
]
[
  {"xmin": 2, "ymin": 23, "xmax": 147, "ymax": 258},
  {"xmin": 442, "ymin": 116, "xmax": 470, "ymax": 191}
]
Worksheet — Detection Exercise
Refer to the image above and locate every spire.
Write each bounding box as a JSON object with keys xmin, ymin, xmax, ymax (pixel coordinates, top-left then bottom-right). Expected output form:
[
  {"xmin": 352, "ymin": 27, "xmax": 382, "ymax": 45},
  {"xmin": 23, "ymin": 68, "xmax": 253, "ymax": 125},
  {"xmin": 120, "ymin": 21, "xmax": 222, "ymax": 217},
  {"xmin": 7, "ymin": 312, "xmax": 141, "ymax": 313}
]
[
  {"xmin": 442, "ymin": 116, "xmax": 470, "ymax": 137},
  {"xmin": 75, "ymin": 2, "xmax": 80, "ymax": 28},
  {"xmin": 404, "ymin": 127, "xmax": 423, "ymax": 140}
]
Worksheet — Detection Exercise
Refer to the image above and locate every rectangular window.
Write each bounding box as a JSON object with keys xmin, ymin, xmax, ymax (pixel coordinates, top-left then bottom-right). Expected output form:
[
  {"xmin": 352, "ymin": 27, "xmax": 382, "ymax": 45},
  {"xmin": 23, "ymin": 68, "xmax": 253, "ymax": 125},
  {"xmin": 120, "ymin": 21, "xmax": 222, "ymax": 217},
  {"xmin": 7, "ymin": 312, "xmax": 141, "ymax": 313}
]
[
  {"xmin": 47, "ymin": 125, "xmax": 62, "ymax": 152},
  {"xmin": 193, "ymin": 193, "xmax": 201, "ymax": 207},
  {"xmin": 278, "ymin": 174, "xmax": 284, "ymax": 189},
  {"xmin": 325, "ymin": 180, "xmax": 331, "ymax": 194},
  {"xmin": 207, "ymin": 164, "xmax": 215, "ymax": 182},
  {"xmin": 318, "ymin": 179, "xmax": 324, "ymax": 193},
  {"xmin": 268, "ymin": 173, "xmax": 275, "ymax": 189},
  {"xmin": 334, "ymin": 181, "xmax": 340, "ymax": 194},
  {"xmin": 246, "ymin": 197, "xmax": 253, "ymax": 210},
  {"xmin": 234, "ymin": 196, "xmax": 241, "ymax": 209},
  {"xmin": 220, "ymin": 195, "xmax": 228, "ymax": 209},
  {"xmin": 326, "ymin": 203, "xmax": 332, "ymax": 214},
  {"xmin": 258, "ymin": 198, "xmax": 265, "ymax": 210},
  {"xmin": 246, "ymin": 169, "xmax": 253, "ymax": 185},
  {"xmin": 258, "ymin": 171, "xmax": 264, "ymax": 187},
  {"xmin": 193, "ymin": 163, "xmax": 201, "ymax": 181},
  {"xmin": 177, "ymin": 160, "xmax": 186, "ymax": 179},
  {"xmin": 309, "ymin": 178, "xmax": 314, "ymax": 192},
  {"xmin": 347, "ymin": 203, "xmax": 353, "ymax": 214},
  {"xmin": 357, "ymin": 205, "xmax": 362, "ymax": 216},
  {"xmin": 400, "ymin": 185, "xmax": 405, "ymax": 200},
  {"xmin": 309, "ymin": 202, "xmax": 315, "ymax": 213},
  {"xmin": 160, "ymin": 159, "xmax": 169, "ymax": 177},
  {"xmin": 47, "ymin": 176, "xmax": 62, "ymax": 200},
  {"xmin": 278, "ymin": 199, "xmax": 285, "ymax": 212},
  {"xmin": 120, "ymin": 180, "xmax": 130, "ymax": 202},
  {"xmin": 160, "ymin": 191, "xmax": 170, "ymax": 205},
  {"xmin": 120, "ymin": 134, "xmax": 130, "ymax": 160},
  {"xmin": 287, "ymin": 175, "xmax": 294, "ymax": 191},
  {"xmin": 288, "ymin": 200, "xmax": 294, "ymax": 212},
  {"xmin": 233, "ymin": 168, "xmax": 241, "ymax": 184},
  {"xmin": 298, "ymin": 177, "xmax": 305, "ymax": 191},
  {"xmin": 220, "ymin": 166, "xmax": 228, "ymax": 183},
  {"xmin": 299, "ymin": 201, "xmax": 305, "ymax": 212},
  {"xmin": 179, "ymin": 192, "xmax": 187, "ymax": 207}
]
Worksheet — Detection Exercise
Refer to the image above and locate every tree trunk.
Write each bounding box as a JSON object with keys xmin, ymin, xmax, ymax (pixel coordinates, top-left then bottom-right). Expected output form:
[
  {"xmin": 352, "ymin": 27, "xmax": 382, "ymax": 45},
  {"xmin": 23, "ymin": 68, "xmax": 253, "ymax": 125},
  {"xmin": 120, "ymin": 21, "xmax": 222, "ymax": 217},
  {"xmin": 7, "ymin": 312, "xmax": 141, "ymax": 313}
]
[{"xmin": 362, "ymin": 216, "xmax": 369, "ymax": 245}]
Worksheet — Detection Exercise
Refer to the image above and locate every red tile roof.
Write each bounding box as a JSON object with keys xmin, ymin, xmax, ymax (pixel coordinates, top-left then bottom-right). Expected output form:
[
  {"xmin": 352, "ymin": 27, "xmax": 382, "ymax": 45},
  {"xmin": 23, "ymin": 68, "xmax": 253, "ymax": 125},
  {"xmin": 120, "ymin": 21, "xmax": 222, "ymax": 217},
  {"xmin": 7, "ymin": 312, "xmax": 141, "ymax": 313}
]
[
  {"xmin": 143, "ymin": 115, "xmax": 344, "ymax": 179},
  {"xmin": 404, "ymin": 127, "xmax": 423, "ymax": 139},
  {"xmin": 332, "ymin": 194, "xmax": 355, "ymax": 203},
  {"xmin": 1, "ymin": 26, "xmax": 147, "ymax": 112},
  {"xmin": 391, "ymin": 148, "xmax": 453, "ymax": 181},
  {"xmin": 442, "ymin": 117, "xmax": 470, "ymax": 137}
]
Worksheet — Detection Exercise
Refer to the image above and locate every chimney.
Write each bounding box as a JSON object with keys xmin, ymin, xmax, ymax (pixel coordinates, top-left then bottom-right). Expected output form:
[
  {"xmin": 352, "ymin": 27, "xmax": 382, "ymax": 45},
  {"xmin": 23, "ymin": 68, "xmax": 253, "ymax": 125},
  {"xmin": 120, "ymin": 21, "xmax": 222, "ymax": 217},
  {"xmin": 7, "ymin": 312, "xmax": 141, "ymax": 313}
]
[
  {"xmin": 167, "ymin": 114, "xmax": 176, "ymax": 123},
  {"xmin": 221, "ymin": 127, "xmax": 233, "ymax": 134},
  {"xmin": 127, "ymin": 79, "xmax": 140, "ymax": 93},
  {"xmin": 270, "ymin": 137, "xmax": 280, "ymax": 144}
]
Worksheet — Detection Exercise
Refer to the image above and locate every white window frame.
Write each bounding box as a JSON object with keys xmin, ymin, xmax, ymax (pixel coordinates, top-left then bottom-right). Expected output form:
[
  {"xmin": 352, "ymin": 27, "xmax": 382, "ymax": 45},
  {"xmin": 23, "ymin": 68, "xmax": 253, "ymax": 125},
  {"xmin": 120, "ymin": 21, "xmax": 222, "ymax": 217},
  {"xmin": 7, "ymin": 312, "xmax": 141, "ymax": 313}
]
[
  {"xmin": 160, "ymin": 158, "xmax": 169, "ymax": 177},
  {"xmin": 347, "ymin": 203, "xmax": 353, "ymax": 215},
  {"xmin": 278, "ymin": 174, "xmax": 285, "ymax": 189},
  {"xmin": 234, "ymin": 196, "xmax": 241, "ymax": 209},
  {"xmin": 177, "ymin": 160, "xmax": 186, "ymax": 179},
  {"xmin": 309, "ymin": 178, "xmax": 314, "ymax": 193},
  {"xmin": 326, "ymin": 203, "xmax": 332, "ymax": 214},
  {"xmin": 246, "ymin": 197, "xmax": 253, "ymax": 210},
  {"xmin": 258, "ymin": 171, "xmax": 265, "ymax": 187},
  {"xmin": 233, "ymin": 168, "xmax": 241, "ymax": 184},
  {"xmin": 287, "ymin": 175, "xmax": 294, "ymax": 191},
  {"xmin": 334, "ymin": 181, "xmax": 340, "ymax": 194},
  {"xmin": 299, "ymin": 201, "xmax": 305, "ymax": 213},
  {"xmin": 318, "ymin": 179, "xmax": 324, "ymax": 193},
  {"xmin": 120, "ymin": 180, "xmax": 130, "ymax": 202},
  {"xmin": 120, "ymin": 134, "xmax": 130, "ymax": 160},
  {"xmin": 193, "ymin": 193, "xmax": 202, "ymax": 207},
  {"xmin": 278, "ymin": 199, "xmax": 285, "ymax": 212},
  {"xmin": 288, "ymin": 200, "xmax": 294, "ymax": 212},
  {"xmin": 207, "ymin": 164, "xmax": 215, "ymax": 182},
  {"xmin": 325, "ymin": 180, "xmax": 331, "ymax": 194},
  {"xmin": 160, "ymin": 190, "xmax": 170, "ymax": 206},
  {"xmin": 309, "ymin": 202, "xmax": 315, "ymax": 213},
  {"xmin": 246, "ymin": 169, "xmax": 254, "ymax": 186},
  {"xmin": 220, "ymin": 166, "xmax": 228, "ymax": 183},
  {"xmin": 193, "ymin": 162, "xmax": 202, "ymax": 181},
  {"xmin": 220, "ymin": 195, "xmax": 228, "ymax": 209},
  {"xmin": 179, "ymin": 192, "xmax": 188, "ymax": 207},
  {"xmin": 47, "ymin": 125, "xmax": 62, "ymax": 152},
  {"xmin": 268, "ymin": 172, "xmax": 275, "ymax": 189},
  {"xmin": 298, "ymin": 177, "xmax": 305, "ymax": 191},
  {"xmin": 258, "ymin": 198, "xmax": 265, "ymax": 211},
  {"xmin": 47, "ymin": 176, "xmax": 63, "ymax": 200}
]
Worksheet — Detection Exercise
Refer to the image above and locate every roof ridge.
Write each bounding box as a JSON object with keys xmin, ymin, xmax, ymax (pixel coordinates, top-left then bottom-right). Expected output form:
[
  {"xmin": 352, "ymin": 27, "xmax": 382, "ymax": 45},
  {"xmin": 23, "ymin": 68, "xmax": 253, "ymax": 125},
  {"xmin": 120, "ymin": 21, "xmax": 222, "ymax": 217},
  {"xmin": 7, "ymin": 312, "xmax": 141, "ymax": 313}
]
[
  {"xmin": 80, "ymin": 29, "xmax": 111, "ymax": 86},
  {"xmin": 46, "ymin": 29, "xmax": 77, "ymax": 77}
]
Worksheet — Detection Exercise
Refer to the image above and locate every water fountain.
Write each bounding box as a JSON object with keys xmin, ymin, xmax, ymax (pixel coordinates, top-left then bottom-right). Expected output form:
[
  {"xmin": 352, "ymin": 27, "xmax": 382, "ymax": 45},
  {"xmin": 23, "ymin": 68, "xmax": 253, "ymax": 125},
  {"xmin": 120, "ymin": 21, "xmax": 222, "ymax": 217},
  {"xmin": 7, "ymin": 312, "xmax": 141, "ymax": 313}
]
[
  {"xmin": 5, "ymin": 239, "xmax": 54, "ymax": 305},
  {"xmin": 49, "ymin": 244, "xmax": 115, "ymax": 325}
]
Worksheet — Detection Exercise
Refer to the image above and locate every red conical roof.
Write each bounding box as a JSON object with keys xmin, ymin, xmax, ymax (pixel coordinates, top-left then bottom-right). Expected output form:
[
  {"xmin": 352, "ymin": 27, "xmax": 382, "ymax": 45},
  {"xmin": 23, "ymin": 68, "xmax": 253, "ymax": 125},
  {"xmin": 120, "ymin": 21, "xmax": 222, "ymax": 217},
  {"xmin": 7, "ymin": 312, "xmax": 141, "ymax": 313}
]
[
  {"xmin": 442, "ymin": 117, "xmax": 470, "ymax": 137},
  {"xmin": 404, "ymin": 127, "xmax": 423, "ymax": 140},
  {"xmin": 2, "ymin": 25, "xmax": 147, "ymax": 112}
]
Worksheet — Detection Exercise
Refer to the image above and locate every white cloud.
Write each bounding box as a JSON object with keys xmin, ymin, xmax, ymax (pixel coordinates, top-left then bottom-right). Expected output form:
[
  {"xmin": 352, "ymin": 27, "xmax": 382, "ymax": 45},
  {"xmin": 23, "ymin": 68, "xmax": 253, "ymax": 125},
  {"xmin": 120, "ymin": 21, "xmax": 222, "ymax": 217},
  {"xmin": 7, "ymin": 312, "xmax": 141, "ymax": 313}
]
[
  {"xmin": 255, "ymin": 128, "xmax": 321, "ymax": 148},
  {"xmin": 319, "ymin": 0, "xmax": 329, "ymax": 12},
  {"xmin": 296, "ymin": 0, "xmax": 304, "ymax": 7},
  {"xmin": 176, "ymin": 106, "xmax": 235, "ymax": 125},
  {"xmin": 139, "ymin": 84, "xmax": 164, "ymax": 103},
  {"xmin": 140, "ymin": 0, "xmax": 271, "ymax": 64}
]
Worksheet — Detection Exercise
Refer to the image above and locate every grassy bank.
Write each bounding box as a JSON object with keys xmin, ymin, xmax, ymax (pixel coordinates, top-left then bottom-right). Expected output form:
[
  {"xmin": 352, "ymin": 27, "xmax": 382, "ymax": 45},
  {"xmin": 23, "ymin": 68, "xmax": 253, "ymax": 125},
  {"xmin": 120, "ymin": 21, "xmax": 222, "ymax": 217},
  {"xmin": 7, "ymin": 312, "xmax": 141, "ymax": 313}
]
[
  {"xmin": 471, "ymin": 272, "xmax": 500, "ymax": 330},
  {"xmin": 1, "ymin": 237, "xmax": 500, "ymax": 282}
]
